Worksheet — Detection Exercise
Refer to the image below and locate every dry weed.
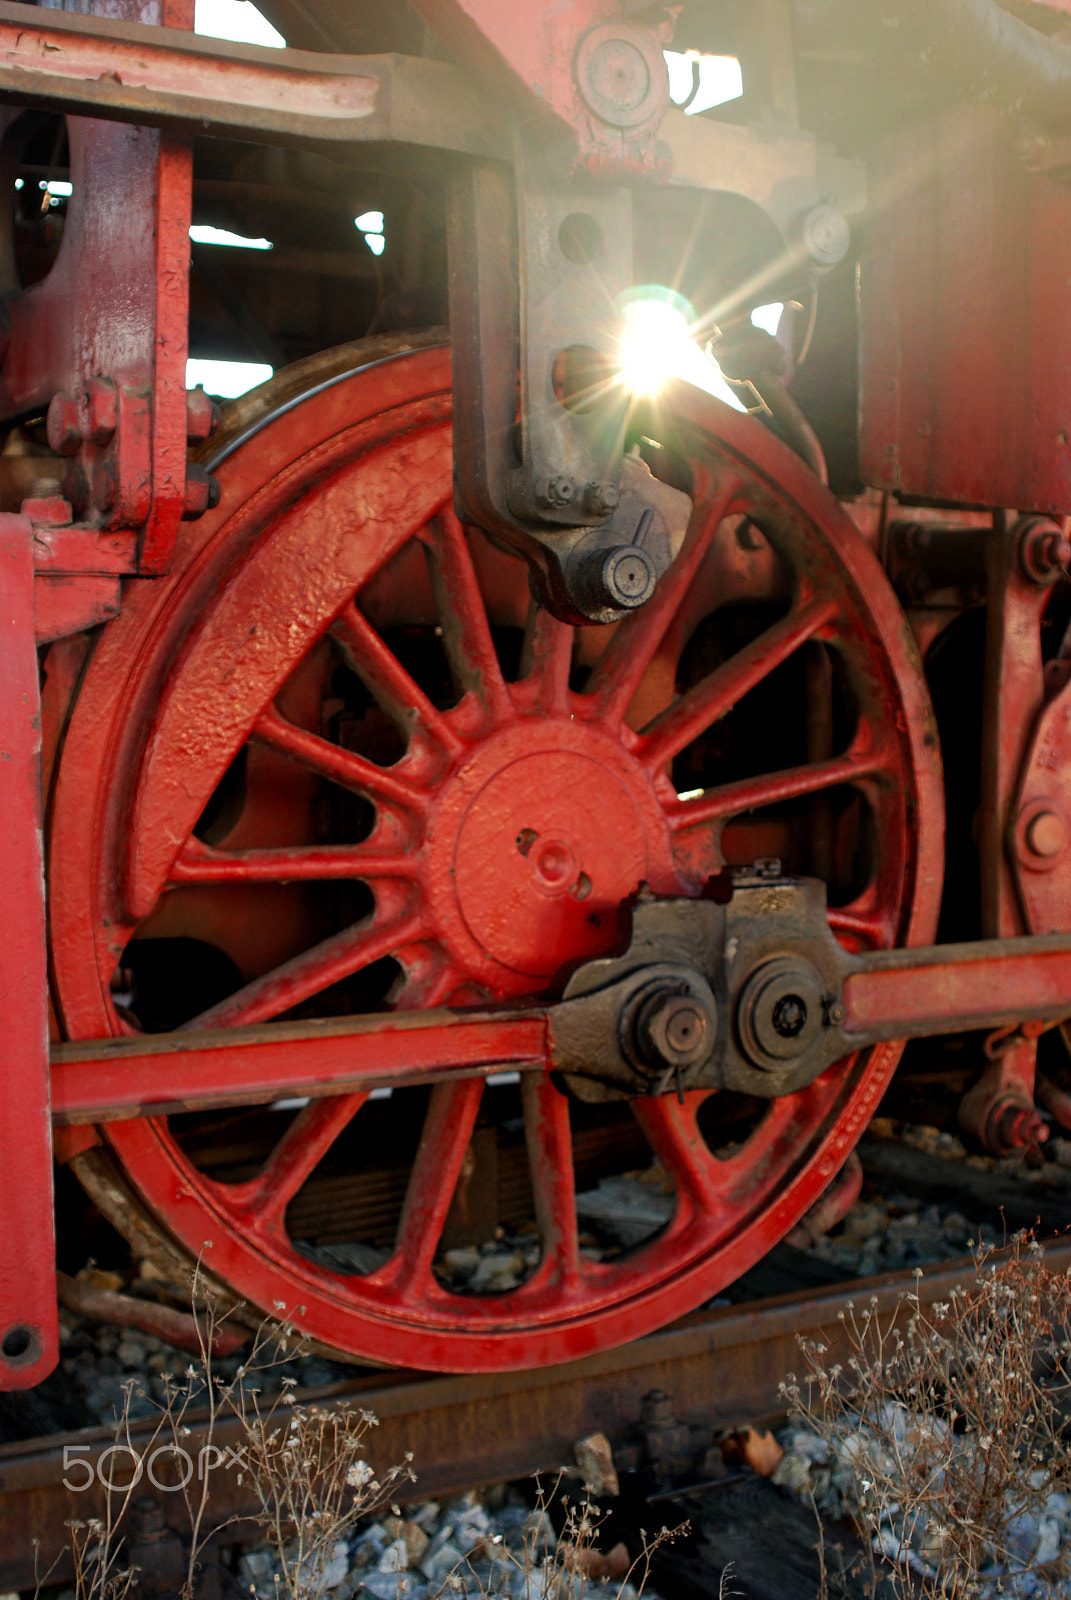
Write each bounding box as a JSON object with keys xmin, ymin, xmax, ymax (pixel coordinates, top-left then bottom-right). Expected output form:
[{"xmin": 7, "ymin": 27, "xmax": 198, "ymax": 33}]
[
  {"xmin": 234, "ymin": 1392, "xmax": 412, "ymax": 1597},
  {"xmin": 53, "ymin": 1271, "xmax": 676, "ymax": 1600},
  {"xmin": 780, "ymin": 1234, "xmax": 1071, "ymax": 1597}
]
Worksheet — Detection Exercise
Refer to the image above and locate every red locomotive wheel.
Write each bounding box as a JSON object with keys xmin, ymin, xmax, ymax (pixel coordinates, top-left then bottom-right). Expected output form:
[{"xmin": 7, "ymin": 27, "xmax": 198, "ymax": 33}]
[{"xmin": 48, "ymin": 341, "xmax": 943, "ymax": 1370}]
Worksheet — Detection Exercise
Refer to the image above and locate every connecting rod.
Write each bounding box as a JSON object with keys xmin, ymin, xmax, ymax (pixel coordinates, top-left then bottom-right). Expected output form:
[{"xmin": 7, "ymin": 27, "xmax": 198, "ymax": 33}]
[{"xmin": 50, "ymin": 880, "xmax": 1071, "ymax": 1123}]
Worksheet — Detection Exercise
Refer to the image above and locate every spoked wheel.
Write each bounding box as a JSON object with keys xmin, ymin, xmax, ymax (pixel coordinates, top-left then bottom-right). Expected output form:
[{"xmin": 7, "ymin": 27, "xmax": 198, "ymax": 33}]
[{"xmin": 48, "ymin": 341, "xmax": 943, "ymax": 1370}]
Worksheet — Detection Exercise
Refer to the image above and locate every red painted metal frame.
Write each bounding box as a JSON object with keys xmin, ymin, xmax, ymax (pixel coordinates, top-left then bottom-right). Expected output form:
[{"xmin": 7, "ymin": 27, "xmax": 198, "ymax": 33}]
[
  {"xmin": 0, "ymin": 0, "xmax": 193, "ymax": 578},
  {"xmin": 843, "ymin": 934, "xmax": 1071, "ymax": 1037},
  {"xmin": 860, "ymin": 101, "xmax": 1071, "ymax": 515},
  {"xmin": 0, "ymin": 5, "xmax": 499, "ymax": 156},
  {"xmin": 13, "ymin": 0, "xmax": 1071, "ymax": 1380},
  {"xmin": 406, "ymin": 0, "xmax": 672, "ymax": 174},
  {"xmin": 51, "ymin": 1012, "xmax": 547, "ymax": 1124},
  {"xmin": 0, "ymin": 514, "xmax": 57, "ymax": 1390}
]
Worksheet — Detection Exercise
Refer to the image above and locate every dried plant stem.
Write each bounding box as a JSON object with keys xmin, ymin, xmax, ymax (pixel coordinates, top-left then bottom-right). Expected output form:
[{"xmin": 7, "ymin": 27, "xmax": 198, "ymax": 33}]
[{"xmin": 781, "ymin": 1235, "xmax": 1071, "ymax": 1598}]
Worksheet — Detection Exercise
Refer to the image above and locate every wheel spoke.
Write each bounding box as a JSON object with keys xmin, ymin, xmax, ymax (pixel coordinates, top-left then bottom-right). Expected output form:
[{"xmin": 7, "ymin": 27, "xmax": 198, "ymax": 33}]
[
  {"xmin": 214, "ymin": 1093, "xmax": 368, "ymax": 1234},
  {"xmin": 424, "ymin": 508, "xmax": 510, "ymax": 720},
  {"xmin": 636, "ymin": 594, "xmax": 838, "ymax": 773},
  {"xmin": 181, "ymin": 903, "xmax": 424, "ymax": 1030},
  {"xmin": 376, "ymin": 1077, "xmax": 485, "ymax": 1299},
  {"xmin": 521, "ymin": 1073, "xmax": 579, "ymax": 1287},
  {"xmin": 828, "ymin": 900, "xmax": 895, "ymax": 949},
  {"xmin": 390, "ymin": 945, "xmax": 464, "ymax": 1009},
  {"xmin": 252, "ymin": 702, "xmax": 429, "ymax": 816},
  {"xmin": 519, "ymin": 599, "xmax": 573, "ymax": 714},
  {"xmin": 585, "ymin": 474, "xmax": 743, "ymax": 727},
  {"xmin": 331, "ymin": 603, "xmax": 460, "ymax": 753},
  {"xmin": 667, "ymin": 745, "xmax": 884, "ymax": 832},
  {"xmin": 632, "ymin": 1093, "xmax": 726, "ymax": 1223},
  {"xmin": 169, "ymin": 837, "xmax": 417, "ymax": 885}
]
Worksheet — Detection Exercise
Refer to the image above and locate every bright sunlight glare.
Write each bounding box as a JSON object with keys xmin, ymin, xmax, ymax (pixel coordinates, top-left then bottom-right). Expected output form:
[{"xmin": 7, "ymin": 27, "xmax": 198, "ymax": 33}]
[
  {"xmin": 751, "ymin": 302, "xmax": 784, "ymax": 336},
  {"xmin": 663, "ymin": 51, "xmax": 743, "ymax": 115},
  {"xmin": 189, "ymin": 224, "xmax": 272, "ymax": 249},
  {"xmin": 186, "ymin": 359, "xmax": 273, "ymax": 397},
  {"xmin": 618, "ymin": 290, "xmax": 745, "ymax": 411},
  {"xmin": 194, "ymin": 0, "xmax": 284, "ymax": 46}
]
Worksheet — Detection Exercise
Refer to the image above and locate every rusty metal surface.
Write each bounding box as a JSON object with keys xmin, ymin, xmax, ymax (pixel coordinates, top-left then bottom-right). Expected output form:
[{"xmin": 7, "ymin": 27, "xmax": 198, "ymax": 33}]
[
  {"xmin": 46, "ymin": 921, "xmax": 1071, "ymax": 1132},
  {"xmin": 4, "ymin": 1247, "xmax": 1071, "ymax": 1590},
  {"xmin": 859, "ymin": 102, "xmax": 1071, "ymax": 516}
]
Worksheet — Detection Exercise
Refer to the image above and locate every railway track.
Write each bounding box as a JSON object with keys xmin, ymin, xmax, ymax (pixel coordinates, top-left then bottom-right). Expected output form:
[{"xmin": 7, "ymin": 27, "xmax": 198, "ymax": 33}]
[{"xmin": 5, "ymin": 1238, "xmax": 1071, "ymax": 1592}]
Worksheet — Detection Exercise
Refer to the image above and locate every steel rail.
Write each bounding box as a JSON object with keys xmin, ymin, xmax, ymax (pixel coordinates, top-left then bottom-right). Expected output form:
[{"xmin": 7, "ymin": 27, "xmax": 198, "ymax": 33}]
[{"xmin": 3, "ymin": 1242, "xmax": 1070, "ymax": 1589}]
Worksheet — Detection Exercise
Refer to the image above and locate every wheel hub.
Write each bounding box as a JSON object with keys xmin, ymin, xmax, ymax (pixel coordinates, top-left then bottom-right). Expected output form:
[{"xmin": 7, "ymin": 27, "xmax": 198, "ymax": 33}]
[{"xmin": 449, "ymin": 741, "xmax": 653, "ymax": 977}]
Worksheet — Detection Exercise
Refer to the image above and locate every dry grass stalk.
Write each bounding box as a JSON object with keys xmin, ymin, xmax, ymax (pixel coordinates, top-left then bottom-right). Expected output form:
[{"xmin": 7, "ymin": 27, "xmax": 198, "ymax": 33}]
[
  {"xmin": 781, "ymin": 1235, "xmax": 1071, "ymax": 1597},
  {"xmin": 234, "ymin": 1392, "xmax": 412, "ymax": 1597},
  {"xmin": 61, "ymin": 1370, "xmax": 169, "ymax": 1600},
  {"xmin": 50, "ymin": 1257, "xmax": 314, "ymax": 1599},
  {"xmin": 55, "ymin": 1264, "xmax": 681, "ymax": 1600}
]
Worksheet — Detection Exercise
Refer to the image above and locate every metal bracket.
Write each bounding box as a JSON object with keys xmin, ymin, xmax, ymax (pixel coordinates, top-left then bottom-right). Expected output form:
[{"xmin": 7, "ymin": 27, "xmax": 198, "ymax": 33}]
[
  {"xmin": 448, "ymin": 150, "xmax": 691, "ymax": 622},
  {"xmin": 552, "ymin": 870, "xmax": 1071, "ymax": 1102},
  {"xmin": 553, "ymin": 874, "xmax": 855, "ymax": 1101}
]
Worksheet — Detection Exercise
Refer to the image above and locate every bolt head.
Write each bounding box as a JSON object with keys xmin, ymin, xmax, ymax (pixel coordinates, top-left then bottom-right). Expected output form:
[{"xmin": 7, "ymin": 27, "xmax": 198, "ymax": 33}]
[
  {"xmin": 1026, "ymin": 808, "xmax": 1067, "ymax": 859},
  {"xmin": 586, "ymin": 481, "xmax": 619, "ymax": 516},
  {"xmin": 46, "ymin": 391, "xmax": 82, "ymax": 456},
  {"xmin": 1016, "ymin": 799, "xmax": 1070, "ymax": 871},
  {"xmin": 568, "ymin": 541, "xmax": 658, "ymax": 619},
  {"xmin": 536, "ymin": 475, "xmax": 577, "ymax": 510},
  {"xmin": 601, "ymin": 545, "xmax": 656, "ymax": 608},
  {"xmin": 1018, "ymin": 517, "xmax": 1070, "ymax": 584},
  {"xmin": 993, "ymin": 1101, "xmax": 1050, "ymax": 1154},
  {"xmin": 574, "ymin": 22, "xmax": 666, "ymax": 130},
  {"xmin": 21, "ymin": 490, "xmax": 72, "ymax": 528},
  {"xmin": 635, "ymin": 988, "xmax": 715, "ymax": 1071},
  {"xmin": 182, "ymin": 464, "xmax": 221, "ymax": 520},
  {"xmin": 186, "ymin": 385, "xmax": 221, "ymax": 444},
  {"xmin": 83, "ymin": 378, "xmax": 117, "ymax": 445},
  {"xmin": 801, "ymin": 204, "xmax": 850, "ymax": 269},
  {"xmin": 771, "ymin": 994, "xmax": 807, "ymax": 1039},
  {"xmin": 738, "ymin": 955, "xmax": 826, "ymax": 1070}
]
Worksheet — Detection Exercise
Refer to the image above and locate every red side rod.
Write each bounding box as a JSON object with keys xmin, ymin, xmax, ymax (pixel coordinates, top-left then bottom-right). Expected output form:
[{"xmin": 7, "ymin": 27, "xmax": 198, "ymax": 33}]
[{"xmin": 0, "ymin": 514, "xmax": 58, "ymax": 1386}]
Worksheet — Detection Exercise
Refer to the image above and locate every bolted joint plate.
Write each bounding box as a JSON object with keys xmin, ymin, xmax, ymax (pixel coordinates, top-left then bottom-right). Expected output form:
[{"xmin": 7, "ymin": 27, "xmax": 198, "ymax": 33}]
[
  {"xmin": 550, "ymin": 875, "xmax": 856, "ymax": 1102},
  {"xmin": 719, "ymin": 874, "xmax": 855, "ymax": 1095}
]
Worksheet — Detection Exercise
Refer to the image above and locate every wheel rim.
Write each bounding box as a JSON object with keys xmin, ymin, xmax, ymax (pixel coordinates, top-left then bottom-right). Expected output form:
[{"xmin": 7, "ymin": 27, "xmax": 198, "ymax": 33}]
[{"xmin": 49, "ymin": 343, "xmax": 943, "ymax": 1370}]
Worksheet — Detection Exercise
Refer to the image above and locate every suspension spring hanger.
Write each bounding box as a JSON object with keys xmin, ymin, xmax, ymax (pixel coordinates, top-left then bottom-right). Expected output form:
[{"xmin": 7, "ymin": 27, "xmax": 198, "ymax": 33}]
[{"xmin": 446, "ymin": 26, "xmax": 692, "ymax": 624}]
